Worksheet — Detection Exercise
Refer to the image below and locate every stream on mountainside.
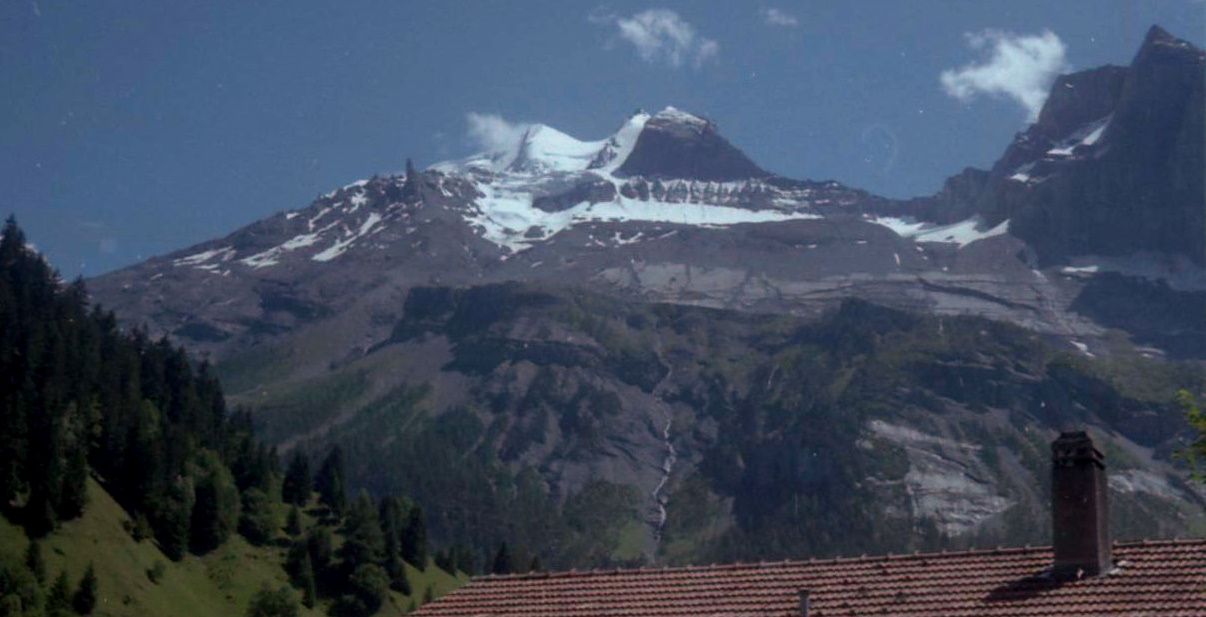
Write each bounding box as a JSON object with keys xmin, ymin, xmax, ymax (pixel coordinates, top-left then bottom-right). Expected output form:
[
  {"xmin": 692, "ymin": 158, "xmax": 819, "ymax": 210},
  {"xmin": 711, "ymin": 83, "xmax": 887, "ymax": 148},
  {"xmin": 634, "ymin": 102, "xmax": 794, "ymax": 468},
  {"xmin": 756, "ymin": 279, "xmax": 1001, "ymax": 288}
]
[{"xmin": 648, "ymin": 341, "xmax": 678, "ymax": 554}]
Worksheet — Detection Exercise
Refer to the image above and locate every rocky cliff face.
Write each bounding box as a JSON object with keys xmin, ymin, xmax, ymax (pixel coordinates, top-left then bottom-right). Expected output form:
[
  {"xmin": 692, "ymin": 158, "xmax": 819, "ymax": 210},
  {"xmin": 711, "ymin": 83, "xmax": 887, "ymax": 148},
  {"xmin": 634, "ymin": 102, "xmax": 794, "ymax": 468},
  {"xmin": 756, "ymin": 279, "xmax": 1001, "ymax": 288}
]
[{"xmin": 975, "ymin": 26, "xmax": 1205, "ymax": 266}]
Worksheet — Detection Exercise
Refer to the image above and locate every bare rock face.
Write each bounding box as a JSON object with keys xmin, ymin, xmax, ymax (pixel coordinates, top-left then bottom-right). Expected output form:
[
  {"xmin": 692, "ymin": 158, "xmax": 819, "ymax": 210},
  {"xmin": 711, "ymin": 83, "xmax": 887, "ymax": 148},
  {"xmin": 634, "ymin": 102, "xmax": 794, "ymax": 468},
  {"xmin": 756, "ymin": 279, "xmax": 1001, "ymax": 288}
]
[
  {"xmin": 616, "ymin": 108, "xmax": 770, "ymax": 181},
  {"xmin": 982, "ymin": 26, "xmax": 1205, "ymax": 266}
]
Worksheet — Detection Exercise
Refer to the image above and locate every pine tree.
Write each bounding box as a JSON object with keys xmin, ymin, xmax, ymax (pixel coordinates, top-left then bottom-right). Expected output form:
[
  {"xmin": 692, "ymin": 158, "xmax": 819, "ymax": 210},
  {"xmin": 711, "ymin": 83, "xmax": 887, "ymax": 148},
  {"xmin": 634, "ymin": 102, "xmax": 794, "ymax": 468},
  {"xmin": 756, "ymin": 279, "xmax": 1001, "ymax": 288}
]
[
  {"xmin": 306, "ymin": 527, "xmax": 334, "ymax": 574},
  {"xmin": 281, "ymin": 451, "xmax": 311, "ymax": 506},
  {"xmin": 286, "ymin": 504, "xmax": 303, "ymax": 537},
  {"xmin": 25, "ymin": 490, "xmax": 57, "ymax": 537},
  {"xmin": 239, "ymin": 487, "xmax": 278, "ymax": 546},
  {"xmin": 433, "ymin": 549, "xmax": 452, "ymax": 574},
  {"xmin": 528, "ymin": 555, "xmax": 543, "ymax": 573},
  {"xmin": 339, "ymin": 491, "xmax": 384, "ymax": 574},
  {"xmin": 339, "ymin": 564, "xmax": 388, "ymax": 617},
  {"xmin": 57, "ymin": 445, "xmax": 89, "ymax": 520},
  {"xmin": 72, "ymin": 562, "xmax": 98, "ymax": 615},
  {"xmin": 491, "ymin": 542, "xmax": 513, "ymax": 575},
  {"xmin": 189, "ymin": 451, "xmax": 240, "ymax": 554},
  {"xmin": 383, "ymin": 520, "xmax": 408, "ymax": 594},
  {"xmin": 158, "ymin": 476, "xmax": 194, "ymax": 561},
  {"xmin": 315, "ymin": 447, "xmax": 346, "ymax": 516},
  {"xmin": 296, "ymin": 550, "xmax": 317, "ymax": 609},
  {"xmin": 47, "ymin": 569, "xmax": 71, "ymax": 616},
  {"xmin": 452, "ymin": 543, "xmax": 475, "ymax": 576},
  {"xmin": 400, "ymin": 504, "xmax": 427, "ymax": 570},
  {"xmin": 24, "ymin": 539, "xmax": 45, "ymax": 584}
]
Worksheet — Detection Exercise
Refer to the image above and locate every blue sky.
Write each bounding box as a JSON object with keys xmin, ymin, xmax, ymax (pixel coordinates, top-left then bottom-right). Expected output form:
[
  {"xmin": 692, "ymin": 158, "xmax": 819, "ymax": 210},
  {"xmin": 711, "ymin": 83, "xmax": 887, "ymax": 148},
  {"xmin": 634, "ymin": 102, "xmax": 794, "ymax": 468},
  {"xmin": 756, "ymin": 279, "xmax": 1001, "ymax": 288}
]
[{"xmin": 2, "ymin": 1, "xmax": 1202, "ymax": 278}]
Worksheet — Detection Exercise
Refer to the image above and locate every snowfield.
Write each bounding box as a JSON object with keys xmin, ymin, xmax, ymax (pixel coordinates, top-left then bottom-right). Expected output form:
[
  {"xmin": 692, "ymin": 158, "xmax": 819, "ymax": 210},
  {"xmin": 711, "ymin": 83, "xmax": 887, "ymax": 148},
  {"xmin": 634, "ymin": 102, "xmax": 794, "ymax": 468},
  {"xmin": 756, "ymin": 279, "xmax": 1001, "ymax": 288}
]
[{"xmin": 868, "ymin": 216, "xmax": 1011, "ymax": 248}]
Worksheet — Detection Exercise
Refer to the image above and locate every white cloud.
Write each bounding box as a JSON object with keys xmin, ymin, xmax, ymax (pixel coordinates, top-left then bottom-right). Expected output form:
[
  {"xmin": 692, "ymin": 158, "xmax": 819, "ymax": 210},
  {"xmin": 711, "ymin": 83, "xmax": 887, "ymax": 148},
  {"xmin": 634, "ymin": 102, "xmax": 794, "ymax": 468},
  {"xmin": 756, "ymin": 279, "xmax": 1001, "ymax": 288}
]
[
  {"xmin": 465, "ymin": 113, "xmax": 530, "ymax": 153},
  {"xmin": 760, "ymin": 7, "xmax": 798, "ymax": 27},
  {"xmin": 940, "ymin": 29, "xmax": 1068, "ymax": 121},
  {"xmin": 591, "ymin": 8, "xmax": 719, "ymax": 68}
]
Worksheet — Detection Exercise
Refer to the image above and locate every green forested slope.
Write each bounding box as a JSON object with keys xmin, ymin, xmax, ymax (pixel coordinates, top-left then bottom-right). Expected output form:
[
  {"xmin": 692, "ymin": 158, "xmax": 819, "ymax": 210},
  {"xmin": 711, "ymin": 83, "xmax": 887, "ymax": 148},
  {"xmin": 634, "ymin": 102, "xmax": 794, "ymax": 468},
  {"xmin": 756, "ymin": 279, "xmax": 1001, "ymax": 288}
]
[{"xmin": 0, "ymin": 218, "xmax": 472, "ymax": 616}]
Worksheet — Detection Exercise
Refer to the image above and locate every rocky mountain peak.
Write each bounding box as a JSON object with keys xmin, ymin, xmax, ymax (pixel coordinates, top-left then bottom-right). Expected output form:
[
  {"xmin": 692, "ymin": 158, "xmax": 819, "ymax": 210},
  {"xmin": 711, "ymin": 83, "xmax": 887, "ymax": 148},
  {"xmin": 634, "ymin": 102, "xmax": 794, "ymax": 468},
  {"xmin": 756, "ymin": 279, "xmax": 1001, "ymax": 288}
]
[
  {"xmin": 978, "ymin": 25, "xmax": 1205, "ymax": 268},
  {"xmin": 1139, "ymin": 24, "xmax": 1201, "ymax": 55},
  {"xmin": 616, "ymin": 106, "xmax": 770, "ymax": 181}
]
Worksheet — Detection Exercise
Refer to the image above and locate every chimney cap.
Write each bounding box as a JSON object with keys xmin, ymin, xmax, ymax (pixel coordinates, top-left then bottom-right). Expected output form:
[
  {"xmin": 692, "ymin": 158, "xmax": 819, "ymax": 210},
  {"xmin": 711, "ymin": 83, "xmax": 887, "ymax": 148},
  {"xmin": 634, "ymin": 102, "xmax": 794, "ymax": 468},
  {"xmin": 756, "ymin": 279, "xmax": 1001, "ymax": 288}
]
[
  {"xmin": 798, "ymin": 589, "xmax": 811, "ymax": 617},
  {"xmin": 1052, "ymin": 430, "xmax": 1105, "ymax": 468}
]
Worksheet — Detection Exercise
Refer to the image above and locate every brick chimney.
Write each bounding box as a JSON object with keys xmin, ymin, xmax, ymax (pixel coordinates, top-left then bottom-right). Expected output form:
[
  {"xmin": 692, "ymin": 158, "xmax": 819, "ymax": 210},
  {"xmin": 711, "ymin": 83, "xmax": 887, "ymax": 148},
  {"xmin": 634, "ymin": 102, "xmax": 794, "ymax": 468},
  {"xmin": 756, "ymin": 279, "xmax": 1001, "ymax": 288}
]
[{"xmin": 1051, "ymin": 431, "xmax": 1112, "ymax": 579}]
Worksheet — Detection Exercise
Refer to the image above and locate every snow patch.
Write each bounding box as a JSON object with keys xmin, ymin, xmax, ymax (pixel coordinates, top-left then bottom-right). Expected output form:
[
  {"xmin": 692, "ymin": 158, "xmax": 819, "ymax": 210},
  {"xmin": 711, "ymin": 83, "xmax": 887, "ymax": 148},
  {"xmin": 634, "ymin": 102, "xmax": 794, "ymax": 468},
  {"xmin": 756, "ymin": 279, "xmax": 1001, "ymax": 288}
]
[
  {"xmin": 1070, "ymin": 340, "xmax": 1094, "ymax": 358},
  {"xmin": 870, "ymin": 216, "xmax": 1010, "ymax": 248},
  {"xmin": 651, "ymin": 106, "xmax": 708, "ymax": 128},
  {"xmin": 173, "ymin": 247, "xmax": 235, "ymax": 267},
  {"xmin": 466, "ymin": 180, "xmax": 820, "ymax": 253},
  {"xmin": 1009, "ymin": 162, "xmax": 1035, "ymax": 183},
  {"xmin": 282, "ymin": 233, "xmax": 322, "ymax": 250},
  {"xmin": 1048, "ymin": 115, "xmax": 1111, "ymax": 156},
  {"xmin": 1061, "ymin": 253, "xmax": 1206, "ymax": 291},
  {"xmin": 240, "ymin": 249, "xmax": 281, "ymax": 269},
  {"xmin": 434, "ymin": 112, "xmax": 652, "ymax": 176},
  {"xmin": 312, "ymin": 212, "xmax": 383, "ymax": 262}
]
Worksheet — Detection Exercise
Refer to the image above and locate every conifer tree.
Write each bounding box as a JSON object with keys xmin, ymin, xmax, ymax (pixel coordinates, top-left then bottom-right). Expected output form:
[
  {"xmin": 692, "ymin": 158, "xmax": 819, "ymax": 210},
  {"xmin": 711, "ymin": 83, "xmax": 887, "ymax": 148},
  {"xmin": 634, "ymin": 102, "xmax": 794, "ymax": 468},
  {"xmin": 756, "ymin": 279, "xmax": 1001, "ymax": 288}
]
[
  {"xmin": 491, "ymin": 542, "xmax": 513, "ymax": 575},
  {"xmin": 158, "ymin": 476, "xmax": 194, "ymax": 561},
  {"xmin": 47, "ymin": 570, "xmax": 71, "ymax": 616},
  {"xmin": 340, "ymin": 564, "xmax": 388, "ymax": 617},
  {"xmin": 72, "ymin": 562, "xmax": 98, "ymax": 615},
  {"xmin": 286, "ymin": 504, "xmax": 304, "ymax": 537},
  {"xmin": 315, "ymin": 447, "xmax": 347, "ymax": 516},
  {"xmin": 189, "ymin": 452, "xmax": 240, "ymax": 554},
  {"xmin": 433, "ymin": 549, "xmax": 453, "ymax": 574},
  {"xmin": 239, "ymin": 487, "xmax": 278, "ymax": 546},
  {"xmin": 400, "ymin": 504, "xmax": 428, "ymax": 570},
  {"xmin": 307, "ymin": 527, "xmax": 334, "ymax": 574},
  {"xmin": 57, "ymin": 445, "xmax": 89, "ymax": 520},
  {"xmin": 452, "ymin": 543, "xmax": 475, "ymax": 576},
  {"xmin": 340, "ymin": 491, "xmax": 384, "ymax": 574},
  {"xmin": 383, "ymin": 520, "xmax": 409, "ymax": 594},
  {"xmin": 296, "ymin": 551, "xmax": 317, "ymax": 609},
  {"xmin": 23, "ymin": 540, "xmax": 45, "ymax": 584},
  {"xmin": 282, "ymin": 451, "xmax": 311, "ymax": 506}
]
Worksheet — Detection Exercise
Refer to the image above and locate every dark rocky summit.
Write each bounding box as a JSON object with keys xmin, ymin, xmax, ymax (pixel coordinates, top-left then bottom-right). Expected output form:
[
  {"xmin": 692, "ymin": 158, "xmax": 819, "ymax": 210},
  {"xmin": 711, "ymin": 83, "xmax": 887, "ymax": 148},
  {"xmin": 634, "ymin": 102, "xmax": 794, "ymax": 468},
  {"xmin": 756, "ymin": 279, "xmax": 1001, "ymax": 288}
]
[
  {"xmin": 973, "ymin": 26, "xmax": 1205, "ymax": 266},
  {"xmin": 616, "ymin": 108, "xmax": 770, "ymax": 181}
]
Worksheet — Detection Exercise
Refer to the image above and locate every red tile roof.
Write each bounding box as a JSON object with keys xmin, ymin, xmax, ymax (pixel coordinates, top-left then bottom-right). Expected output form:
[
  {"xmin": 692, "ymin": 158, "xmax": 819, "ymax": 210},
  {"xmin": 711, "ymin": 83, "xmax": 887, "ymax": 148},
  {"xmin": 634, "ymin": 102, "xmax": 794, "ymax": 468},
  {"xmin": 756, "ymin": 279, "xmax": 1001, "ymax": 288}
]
[{"xmin": 413, "ymin": 539, "xmax": 1206, "ymax": 617}]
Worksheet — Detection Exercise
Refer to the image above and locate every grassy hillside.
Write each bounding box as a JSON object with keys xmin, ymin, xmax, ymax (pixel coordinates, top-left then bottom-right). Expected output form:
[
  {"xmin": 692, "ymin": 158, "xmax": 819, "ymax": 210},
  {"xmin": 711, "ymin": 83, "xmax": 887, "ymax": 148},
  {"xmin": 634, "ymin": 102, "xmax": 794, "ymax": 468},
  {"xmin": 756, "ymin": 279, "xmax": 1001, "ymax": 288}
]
[{"xmin": 0, "ymin": 479, "xmax": 465, "ymax": 617}]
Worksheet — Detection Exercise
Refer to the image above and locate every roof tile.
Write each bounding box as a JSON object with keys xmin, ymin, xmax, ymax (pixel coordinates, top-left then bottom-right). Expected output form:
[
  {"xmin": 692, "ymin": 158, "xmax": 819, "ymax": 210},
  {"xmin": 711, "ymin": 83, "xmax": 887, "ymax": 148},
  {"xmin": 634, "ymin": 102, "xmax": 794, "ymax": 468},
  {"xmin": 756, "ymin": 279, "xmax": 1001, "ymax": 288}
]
[{"xmin": 414, "ymin": 539, "xmax": 1206, "ymax": 617}]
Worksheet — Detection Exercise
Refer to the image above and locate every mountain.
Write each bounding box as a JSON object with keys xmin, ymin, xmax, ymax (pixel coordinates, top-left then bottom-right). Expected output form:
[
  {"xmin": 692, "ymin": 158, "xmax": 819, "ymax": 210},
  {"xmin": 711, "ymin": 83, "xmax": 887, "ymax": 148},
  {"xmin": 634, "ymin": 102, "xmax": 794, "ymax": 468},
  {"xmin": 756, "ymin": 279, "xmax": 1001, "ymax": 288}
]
[
  {"xmin": 86, "ymin": 27, "xmax": 1206, "ymax": 566},
  {"xmin": 945, "ymin": 25, "xmax": 1205, "ymax": 269}
]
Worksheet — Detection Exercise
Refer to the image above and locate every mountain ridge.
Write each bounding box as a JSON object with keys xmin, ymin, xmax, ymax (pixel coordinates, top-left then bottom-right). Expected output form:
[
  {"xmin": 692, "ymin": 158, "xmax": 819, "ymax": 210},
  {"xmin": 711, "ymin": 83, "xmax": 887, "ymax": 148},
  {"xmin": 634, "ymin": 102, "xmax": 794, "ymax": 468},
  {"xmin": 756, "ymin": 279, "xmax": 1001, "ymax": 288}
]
[{"xmin": 81, "ymin": 23, "xmax": 1206, "ymax": 566}]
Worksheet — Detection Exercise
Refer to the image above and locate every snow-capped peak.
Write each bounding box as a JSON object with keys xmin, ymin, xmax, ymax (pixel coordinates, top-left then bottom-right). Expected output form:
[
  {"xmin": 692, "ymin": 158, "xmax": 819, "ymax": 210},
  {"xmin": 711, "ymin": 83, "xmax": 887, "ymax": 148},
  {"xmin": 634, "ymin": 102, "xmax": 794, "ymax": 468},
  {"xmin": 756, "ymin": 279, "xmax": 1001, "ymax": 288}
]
[
  {"xmin": 433, "ymin": 111, "xmax": 653, "ymax": 176},
  {"xmin": 650, "ymin": 106, "xmax": 709, "ymax": 129},
  {"xmin": 509, "ymin": 124, "xmax": 607, "ymax": 173}
]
